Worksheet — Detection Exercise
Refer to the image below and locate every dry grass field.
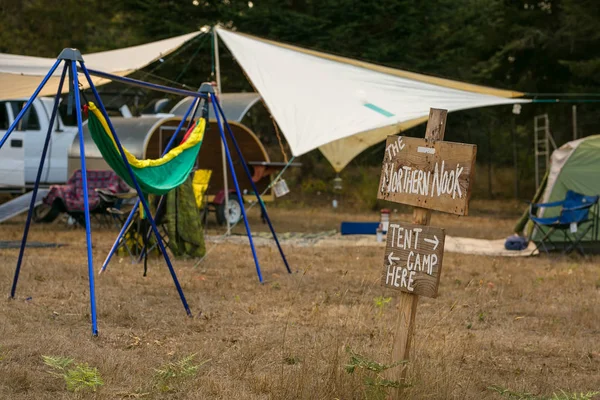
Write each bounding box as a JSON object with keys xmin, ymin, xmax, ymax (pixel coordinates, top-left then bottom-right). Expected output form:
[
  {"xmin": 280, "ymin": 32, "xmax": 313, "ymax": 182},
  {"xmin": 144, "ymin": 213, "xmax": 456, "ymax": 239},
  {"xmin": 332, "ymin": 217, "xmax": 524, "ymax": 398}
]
[{"xmin": 0, "ymin": 203, "xmax": 599, "ymax": 399}]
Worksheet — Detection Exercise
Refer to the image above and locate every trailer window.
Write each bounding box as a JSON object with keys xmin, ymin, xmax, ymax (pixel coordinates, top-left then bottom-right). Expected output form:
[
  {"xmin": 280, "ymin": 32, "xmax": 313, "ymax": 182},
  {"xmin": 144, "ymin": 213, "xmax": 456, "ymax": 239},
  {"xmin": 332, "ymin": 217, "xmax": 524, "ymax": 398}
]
[
  {"xmin": 9, "ymin": 101, "xmax": 41, "ymax": 131},
  {"xmin": 0, "ymin": 102, "xmax": 8, "ymax": 130}
]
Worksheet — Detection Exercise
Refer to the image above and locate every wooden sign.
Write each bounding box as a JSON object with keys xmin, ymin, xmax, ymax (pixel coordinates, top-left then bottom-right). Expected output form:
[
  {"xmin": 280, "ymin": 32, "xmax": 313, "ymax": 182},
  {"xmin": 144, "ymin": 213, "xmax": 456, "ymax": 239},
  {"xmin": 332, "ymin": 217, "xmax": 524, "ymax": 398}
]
[
  {"xmin": 377, "ymin": 135, "xmax": 477, "ymax": 215},
  {"xmin": 382, "ymin": 222, "xmax": 445, "ymax": 298},
  {"xmin": 380, "ymin": 109, "xmax": 462, "ymax": 391}
]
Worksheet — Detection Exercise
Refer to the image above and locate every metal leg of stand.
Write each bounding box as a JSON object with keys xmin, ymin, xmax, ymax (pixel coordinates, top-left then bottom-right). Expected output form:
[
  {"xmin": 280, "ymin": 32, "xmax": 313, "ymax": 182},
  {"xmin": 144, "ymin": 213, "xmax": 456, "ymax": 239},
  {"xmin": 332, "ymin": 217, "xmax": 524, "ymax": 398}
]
[
  {"xmin": 214, "ymin": 99, "xmax": 292, "ymax": 274},
  {"xmin": 81, "ymin": 63, "xmax": 192, "ymax": 316},
  {"xmin": 11, "ymin": 63, "xmax": 68, "ymax": 298},
  {"xmin": 137, "ymin": 195, "xmax": 167, "ymax": 264},
  {"xmin": 211, "ymin": 95, "xmax": 263, "ymax": 282},
  {"xmin": 71, "ymin": 61, "xmax": 99, "ymax": 336}
]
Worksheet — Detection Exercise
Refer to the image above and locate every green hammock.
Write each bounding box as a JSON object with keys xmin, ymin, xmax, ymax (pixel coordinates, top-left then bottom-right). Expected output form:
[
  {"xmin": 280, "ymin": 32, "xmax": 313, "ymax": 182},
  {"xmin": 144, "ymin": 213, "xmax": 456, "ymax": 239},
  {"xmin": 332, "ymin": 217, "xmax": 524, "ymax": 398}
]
[{"xmin": 87, "ymin": 102, "xmax": 206, "ymax": 195}]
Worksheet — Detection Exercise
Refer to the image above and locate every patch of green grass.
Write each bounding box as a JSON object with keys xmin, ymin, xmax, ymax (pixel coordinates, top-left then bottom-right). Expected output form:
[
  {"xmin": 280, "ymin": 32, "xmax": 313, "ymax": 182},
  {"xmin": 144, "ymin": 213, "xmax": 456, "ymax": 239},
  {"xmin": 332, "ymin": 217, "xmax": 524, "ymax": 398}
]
[
  {"xmin": 42, "ymin": 355, "xmax": 103, "ymax": 393},
  {"xmin": 373, "ymin": 296, "xmax": 392, "ymax": 317},
  {"xmin": 43, "ymin": 355, "xmax": 74, "ymax": 370},
  {"xmin": 534, "ymin": 277, "xmax": 545, "ymax": 286},
  {"xmin": 154, "ymin": 354, "xmax": 210, "ymax": 393},
  {"xmin": 478, "ymin": 311, "xmax": 487, "ymax": 322},
  {"xmin": 488, "ymin": 385, "xmax": 599, "ymax": 400},
  {"xmin": 345, "ymin": 347, "xmax": 408, "ymax": 400},
  {"xmin": 283, "ymin": 355, "xmax": 301, "ymax": 365}
]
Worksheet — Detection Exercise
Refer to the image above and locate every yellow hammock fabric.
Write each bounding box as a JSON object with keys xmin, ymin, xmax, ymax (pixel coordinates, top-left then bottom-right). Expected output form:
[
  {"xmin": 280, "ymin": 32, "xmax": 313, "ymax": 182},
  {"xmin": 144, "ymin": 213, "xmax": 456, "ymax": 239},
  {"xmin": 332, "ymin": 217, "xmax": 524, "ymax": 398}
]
[{"xmin": 87, "ymin": 102, "xmax": 206, "ymax": 195}]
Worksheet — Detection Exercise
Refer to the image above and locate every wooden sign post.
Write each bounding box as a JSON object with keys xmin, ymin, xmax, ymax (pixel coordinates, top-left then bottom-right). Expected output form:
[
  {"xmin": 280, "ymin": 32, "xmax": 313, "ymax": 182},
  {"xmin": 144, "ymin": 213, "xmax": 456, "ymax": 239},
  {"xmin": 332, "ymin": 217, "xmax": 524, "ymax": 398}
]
[{"xmin": 377, "ymin": 108, "xmax": 476, "ymax": 392}]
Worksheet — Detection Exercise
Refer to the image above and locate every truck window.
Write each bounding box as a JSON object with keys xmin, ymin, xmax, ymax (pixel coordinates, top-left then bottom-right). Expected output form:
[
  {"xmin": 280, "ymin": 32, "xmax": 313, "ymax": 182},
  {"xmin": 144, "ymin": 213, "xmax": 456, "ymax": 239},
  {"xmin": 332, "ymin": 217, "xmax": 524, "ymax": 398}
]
[
  {"xmin": 58, "ymin": 100, "xmax": 78, "ymax": 127},
  {"xmin": 0, "ymin": 102, "xmax": 8, "ymax": 130},
  {"xmin": 9, "ymin": 101, "xmax": 41, "ymax": 131}
]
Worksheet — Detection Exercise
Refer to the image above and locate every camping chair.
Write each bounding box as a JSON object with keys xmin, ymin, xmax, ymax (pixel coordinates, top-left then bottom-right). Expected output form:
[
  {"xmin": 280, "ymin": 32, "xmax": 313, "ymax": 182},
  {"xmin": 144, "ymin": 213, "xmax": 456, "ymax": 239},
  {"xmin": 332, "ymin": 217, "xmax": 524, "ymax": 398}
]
[
  {"xmin": 529, "ymin": 190, "xmax": 599, "ymax": 255},
  {"xmin": 96, "ymin": 189, "xmax": 138, "ymax": 229},
  {"xmin": 41, "ymin": 170, "xmax": 132, "ymax": 228}
]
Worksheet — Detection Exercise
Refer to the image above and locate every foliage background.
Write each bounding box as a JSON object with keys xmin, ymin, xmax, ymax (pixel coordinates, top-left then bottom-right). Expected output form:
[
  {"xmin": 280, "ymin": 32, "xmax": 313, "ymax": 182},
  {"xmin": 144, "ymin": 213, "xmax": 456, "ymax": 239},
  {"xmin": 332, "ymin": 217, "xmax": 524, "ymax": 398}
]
[{"xmin": 1, "ymin": 0, "xmax": 599, "ymax": 199}]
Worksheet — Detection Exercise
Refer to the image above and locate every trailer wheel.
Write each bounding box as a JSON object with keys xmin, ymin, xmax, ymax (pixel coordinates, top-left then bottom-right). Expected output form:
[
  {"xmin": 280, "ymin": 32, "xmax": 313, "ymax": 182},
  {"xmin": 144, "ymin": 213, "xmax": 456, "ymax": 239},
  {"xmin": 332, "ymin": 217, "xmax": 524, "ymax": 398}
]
[
  {"xmin": 200, "ymin": 205, "xmax": 209, "ymax": 227},
  {"xmin": 216, "ymin": 194, "xmax": 243, "ymax": 226}
]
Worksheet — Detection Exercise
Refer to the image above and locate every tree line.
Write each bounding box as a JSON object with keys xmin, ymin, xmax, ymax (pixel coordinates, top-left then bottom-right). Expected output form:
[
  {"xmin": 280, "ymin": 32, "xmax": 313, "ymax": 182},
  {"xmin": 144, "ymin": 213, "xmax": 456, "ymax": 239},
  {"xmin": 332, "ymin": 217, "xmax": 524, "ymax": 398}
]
[{"xmin": 1, "ymin": 0, "xmax": 598, "ymax": 197}]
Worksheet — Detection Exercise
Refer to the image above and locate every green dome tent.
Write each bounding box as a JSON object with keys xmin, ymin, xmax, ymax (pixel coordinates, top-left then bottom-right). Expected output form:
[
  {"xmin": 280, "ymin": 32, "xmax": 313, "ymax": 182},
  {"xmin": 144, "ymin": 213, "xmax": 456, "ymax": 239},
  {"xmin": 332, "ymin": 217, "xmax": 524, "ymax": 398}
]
[{"xmin": 515, "ymin": 135, "xmax": 600, "ymax": 244}]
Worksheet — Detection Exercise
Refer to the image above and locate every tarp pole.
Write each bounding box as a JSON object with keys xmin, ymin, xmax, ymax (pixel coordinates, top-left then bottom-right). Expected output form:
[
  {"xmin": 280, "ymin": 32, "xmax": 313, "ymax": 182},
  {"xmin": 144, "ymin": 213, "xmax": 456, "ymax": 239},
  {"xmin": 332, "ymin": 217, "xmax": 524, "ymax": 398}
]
[
  {"xmin": 214, "ymin": 98, "xmax": 292, "ymax": 274},
  {"xmin": 72, "ymin": 60, "xmax": 99, "ymax": 336},
  {"xmin": 214, "ymin": 28, "xmax": 230, "ymax": 233},
  {"xmin": 11, "ymin": 63, "xmax": 68, "ymax": 299},
  {"xmin": 81, "ymin": 62, "xmax": 192, "ymax": 317},
  {"xmin": 99, "ymin": 96, "xmax": 200, "ymax": 274},
  {"xmin": 211, "ymin": 94, "xmax": 263, "ymax": 282},
  {"xmin": 511, "ymin": 114, "xmax": 519, "ymax": 199},
  {"xmin": 572, "ymin": 105, "xmax": 578, "ymax": 140}
]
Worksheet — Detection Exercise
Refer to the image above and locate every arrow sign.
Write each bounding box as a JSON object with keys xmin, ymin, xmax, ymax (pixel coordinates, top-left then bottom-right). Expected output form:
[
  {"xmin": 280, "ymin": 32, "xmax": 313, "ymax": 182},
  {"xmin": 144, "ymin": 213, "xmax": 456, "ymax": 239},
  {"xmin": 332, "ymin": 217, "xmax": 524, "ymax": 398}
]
[
  {"xmin": 423, "ymin": 235, "xmax": 439, "ymax": 250},
  {"xmin": 388, "ymin": 252, "xmax": 400, "ymax": 265},
  {"xmin": 382, "ymin": 222, "xmax": 446, "ymax": 298}
]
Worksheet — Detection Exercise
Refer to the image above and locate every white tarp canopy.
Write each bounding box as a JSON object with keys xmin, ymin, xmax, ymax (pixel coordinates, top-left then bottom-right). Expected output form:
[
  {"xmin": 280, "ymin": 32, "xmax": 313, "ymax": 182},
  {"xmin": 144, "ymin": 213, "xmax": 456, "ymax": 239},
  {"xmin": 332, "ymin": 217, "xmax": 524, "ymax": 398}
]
[
  {"xmin": 0, "ymin": 31, "xmax": 202, "ymax": 101},
  {"xmin": 215, "ymin": 27, "xmax": 530, "ymax": 172}
]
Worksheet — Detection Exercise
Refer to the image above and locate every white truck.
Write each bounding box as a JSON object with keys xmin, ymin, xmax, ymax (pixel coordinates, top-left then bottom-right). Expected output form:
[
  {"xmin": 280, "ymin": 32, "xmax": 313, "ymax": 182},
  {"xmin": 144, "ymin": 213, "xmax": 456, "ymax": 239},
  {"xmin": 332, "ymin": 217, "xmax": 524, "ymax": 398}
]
[{"xmin": 0, "ymin": 97, "xmax": 78, "ymax": 191}]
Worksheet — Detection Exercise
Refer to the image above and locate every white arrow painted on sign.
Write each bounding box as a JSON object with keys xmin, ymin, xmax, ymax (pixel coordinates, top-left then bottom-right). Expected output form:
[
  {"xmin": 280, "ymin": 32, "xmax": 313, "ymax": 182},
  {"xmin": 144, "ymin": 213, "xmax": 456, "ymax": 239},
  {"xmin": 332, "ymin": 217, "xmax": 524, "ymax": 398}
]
[
  {"xmin": 423, "ymin": 235, "xmax": 440, "ymax": 250},
  {"xmin": 388, "ymin": 252, "xmax": 400, "ymax": 265}
]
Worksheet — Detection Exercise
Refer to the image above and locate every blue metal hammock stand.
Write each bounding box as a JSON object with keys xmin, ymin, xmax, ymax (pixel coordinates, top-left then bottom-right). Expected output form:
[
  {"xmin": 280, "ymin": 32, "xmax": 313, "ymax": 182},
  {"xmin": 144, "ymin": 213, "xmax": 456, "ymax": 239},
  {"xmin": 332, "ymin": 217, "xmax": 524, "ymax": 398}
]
[
  {"xmin": 0, "ymin": 48, "xmax": 291, "ymax": 336},
  {"xmin": 0, "ymin": 49, "xmax": 199, "ymax": 336}
]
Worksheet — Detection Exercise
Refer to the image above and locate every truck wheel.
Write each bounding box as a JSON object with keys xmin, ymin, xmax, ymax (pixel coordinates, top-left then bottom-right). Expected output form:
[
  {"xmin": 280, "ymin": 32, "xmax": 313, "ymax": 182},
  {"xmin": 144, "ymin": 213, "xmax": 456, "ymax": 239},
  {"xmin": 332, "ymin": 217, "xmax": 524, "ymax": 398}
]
[
  {"xmin": 33, "ymin": 202, "xmax": 61, "ymax": 223},
  {"xmin": 216, "ymin": 194, "xmax": 243, "ymax": 226}
]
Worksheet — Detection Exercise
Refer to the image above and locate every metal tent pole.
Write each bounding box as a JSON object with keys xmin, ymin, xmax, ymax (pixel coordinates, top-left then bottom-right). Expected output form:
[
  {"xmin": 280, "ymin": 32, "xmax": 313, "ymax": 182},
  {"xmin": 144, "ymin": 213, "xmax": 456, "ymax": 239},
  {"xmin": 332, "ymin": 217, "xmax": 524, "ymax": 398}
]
[
  {"xmin": 11, "ymin": 63, "xmax": 69, "ymax": 298},
  {"xmin": 214, "ymin": 99, "xmax": 292, "ymax": 274},
  {"xmin": 211, "ymin": 94, "xmax": 263, "ymax": 282},
  {"xmin": 213, "ymin": 28, "xmax": 230, "ymax": 233},
  {"xmin": 572, "ymin": 105, "xmax": 578, "ymax": 140},
  {"xmin": 80, "ymin": 62, "xmax": 192, "ymax": 317}
]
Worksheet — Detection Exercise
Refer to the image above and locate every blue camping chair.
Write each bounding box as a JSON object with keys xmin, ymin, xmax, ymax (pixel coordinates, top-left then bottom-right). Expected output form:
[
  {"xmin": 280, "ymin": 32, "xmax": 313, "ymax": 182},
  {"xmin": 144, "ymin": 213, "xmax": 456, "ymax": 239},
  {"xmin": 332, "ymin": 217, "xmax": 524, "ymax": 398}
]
[{"xmin": 529, "ymin": 190, "xmax": 599, "ymax": 255}]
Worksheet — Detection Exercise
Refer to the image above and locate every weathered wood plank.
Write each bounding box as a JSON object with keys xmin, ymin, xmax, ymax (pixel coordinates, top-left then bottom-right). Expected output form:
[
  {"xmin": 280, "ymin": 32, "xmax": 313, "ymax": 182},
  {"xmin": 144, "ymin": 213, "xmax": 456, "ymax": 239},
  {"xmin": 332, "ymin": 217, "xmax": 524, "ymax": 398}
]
[
  {"xmin": 382, "ymin": 222, "xmax": 445, "ymax": 298},
  {"xmin": 377, "ymin": 131, "xmax": 477, "ymax": 216}
]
